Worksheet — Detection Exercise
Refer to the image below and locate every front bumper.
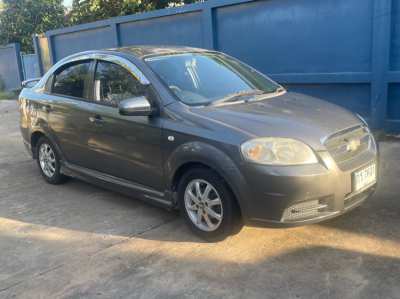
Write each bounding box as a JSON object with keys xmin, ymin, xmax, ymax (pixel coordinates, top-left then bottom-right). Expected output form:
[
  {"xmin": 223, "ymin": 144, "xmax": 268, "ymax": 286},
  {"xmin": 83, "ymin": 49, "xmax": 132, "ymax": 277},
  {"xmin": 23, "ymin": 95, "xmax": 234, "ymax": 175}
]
[{"xmin": 240, "ymin": 149, "xmax": 378, "ymax": 227}]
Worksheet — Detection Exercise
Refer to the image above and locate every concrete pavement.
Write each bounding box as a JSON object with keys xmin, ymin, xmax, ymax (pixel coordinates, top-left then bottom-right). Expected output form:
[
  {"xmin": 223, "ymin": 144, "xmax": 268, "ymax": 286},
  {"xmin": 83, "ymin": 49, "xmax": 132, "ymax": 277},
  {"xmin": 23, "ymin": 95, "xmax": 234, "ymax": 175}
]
[{"xmin": 0, "ymin": 100, "xmax": 399, "ymax": 299}]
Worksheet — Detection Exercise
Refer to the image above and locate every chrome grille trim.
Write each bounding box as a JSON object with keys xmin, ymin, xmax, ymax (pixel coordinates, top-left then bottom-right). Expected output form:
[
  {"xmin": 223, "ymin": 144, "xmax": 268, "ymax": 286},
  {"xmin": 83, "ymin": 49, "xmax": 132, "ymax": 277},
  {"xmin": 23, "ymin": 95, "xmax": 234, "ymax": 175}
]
[
  {"xmin": 324, "ymin": 126, "xmax": 372, "ymax": 166},
  {"xmin": 281, "ymin": 199, "xmax": 330, "ymax": 222}
]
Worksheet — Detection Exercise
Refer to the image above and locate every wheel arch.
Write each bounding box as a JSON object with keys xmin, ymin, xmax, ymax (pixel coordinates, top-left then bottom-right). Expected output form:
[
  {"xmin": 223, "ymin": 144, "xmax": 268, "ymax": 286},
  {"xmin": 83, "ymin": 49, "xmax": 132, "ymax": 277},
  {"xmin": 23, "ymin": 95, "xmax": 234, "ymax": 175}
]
[
  {"xmin": 166, "ymin": 142, "xmax": 249, "ymax": 217},
  {"xmin": 30, "ymin": 131, "xmax": 46, "ymax": 157},
  {"xmin": 29, "ymin": 129, "xmax": 65, "ymax": 161}
]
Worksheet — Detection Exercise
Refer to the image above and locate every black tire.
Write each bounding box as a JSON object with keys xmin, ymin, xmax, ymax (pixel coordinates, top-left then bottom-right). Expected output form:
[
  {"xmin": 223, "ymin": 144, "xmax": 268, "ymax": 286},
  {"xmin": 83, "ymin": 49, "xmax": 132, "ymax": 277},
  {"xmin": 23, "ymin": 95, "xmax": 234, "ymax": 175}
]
[
  {"xmin": 178, "ymin": 167, "xmax": 242, "ymax": 241},
  {"xmin": 35, "ymin": 137, "xmax": 67, "ymax": 185}
]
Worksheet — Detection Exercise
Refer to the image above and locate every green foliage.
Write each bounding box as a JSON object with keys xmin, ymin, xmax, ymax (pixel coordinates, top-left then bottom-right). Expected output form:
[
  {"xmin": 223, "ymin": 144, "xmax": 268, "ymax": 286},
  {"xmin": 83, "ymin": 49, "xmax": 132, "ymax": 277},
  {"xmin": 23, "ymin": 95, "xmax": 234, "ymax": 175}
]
[
  {"xmin": 0, "ymin": 0, "xmax": 65, "ymax": 52},
  {"xmin": 0, "ymin": 0, "xmax": 202, "ymax": 53},
  {"xmin": 67, "ymin": 0, "xmax": 200, "ymax": 25},
  {"xmin": 0, "ymin": 89, "xmax": 19, "ymax": 100}
]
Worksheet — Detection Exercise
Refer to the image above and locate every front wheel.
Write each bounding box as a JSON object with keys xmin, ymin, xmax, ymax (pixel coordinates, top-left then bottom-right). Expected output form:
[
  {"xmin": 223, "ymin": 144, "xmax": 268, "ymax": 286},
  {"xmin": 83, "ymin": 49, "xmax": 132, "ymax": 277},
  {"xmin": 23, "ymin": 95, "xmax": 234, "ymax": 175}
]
[{"xmin": 178, "ymin": 168, "xmax": 241, "ymax": 241}]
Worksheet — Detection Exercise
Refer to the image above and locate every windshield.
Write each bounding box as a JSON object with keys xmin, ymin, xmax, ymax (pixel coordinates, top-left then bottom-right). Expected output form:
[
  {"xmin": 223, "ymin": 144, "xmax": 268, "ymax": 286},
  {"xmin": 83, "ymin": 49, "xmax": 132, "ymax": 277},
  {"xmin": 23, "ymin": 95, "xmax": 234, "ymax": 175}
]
[{"xmin": 145, "ymin": 52, "xmax": 281, "ymax": 106}]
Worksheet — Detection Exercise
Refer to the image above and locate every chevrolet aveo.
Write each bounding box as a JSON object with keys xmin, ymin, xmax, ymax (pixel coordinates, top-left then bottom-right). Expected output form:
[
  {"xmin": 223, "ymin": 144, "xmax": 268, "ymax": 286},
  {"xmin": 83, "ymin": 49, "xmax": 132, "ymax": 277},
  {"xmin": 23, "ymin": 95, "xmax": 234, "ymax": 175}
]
[{"xmin": 19, "ymin": 46, "xmax": 378, "ymax": 240}]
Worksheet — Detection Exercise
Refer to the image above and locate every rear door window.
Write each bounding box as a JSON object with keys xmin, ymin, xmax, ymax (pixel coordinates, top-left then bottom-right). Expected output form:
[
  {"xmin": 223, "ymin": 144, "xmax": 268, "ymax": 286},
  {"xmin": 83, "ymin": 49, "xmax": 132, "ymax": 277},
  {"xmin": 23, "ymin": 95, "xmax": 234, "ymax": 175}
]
[
  {"xmin": 52, "ymin": 61, "xmax": 92, "ymax": 99},
  {"xmin": 93, "ymin": 60, "xmax": 145, "ymax": 107}
]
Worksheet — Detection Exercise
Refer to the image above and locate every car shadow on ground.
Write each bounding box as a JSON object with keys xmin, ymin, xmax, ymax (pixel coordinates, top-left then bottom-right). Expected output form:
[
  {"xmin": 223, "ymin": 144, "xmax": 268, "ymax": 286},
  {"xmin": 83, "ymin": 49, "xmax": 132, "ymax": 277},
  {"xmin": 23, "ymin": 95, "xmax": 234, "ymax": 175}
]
[
  {"xmin": 1, "ymin": 168, "xmax": 399, "ymax": 245},
  {"xmin": 1, "ymin": 233, "xmax": 399, "ymax": 299},
  {"xmin": 319, "ymin": 196, "xmax": 400, "ymax": 244},
  {"xmin": 1, "ymin": 137, "xmax": 399, "ymax": 246},
  {"xmin": 1, "ymin": 158, "xmax": 399, "ymax": 298}
]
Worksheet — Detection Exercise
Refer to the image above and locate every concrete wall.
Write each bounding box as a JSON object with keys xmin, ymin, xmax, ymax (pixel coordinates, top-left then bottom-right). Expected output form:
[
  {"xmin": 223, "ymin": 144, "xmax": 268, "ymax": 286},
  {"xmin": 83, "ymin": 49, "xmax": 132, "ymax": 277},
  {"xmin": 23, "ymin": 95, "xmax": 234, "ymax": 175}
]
[{"xmin": 0, "ymin": 44, "xmax": 23, "ymax": 91}]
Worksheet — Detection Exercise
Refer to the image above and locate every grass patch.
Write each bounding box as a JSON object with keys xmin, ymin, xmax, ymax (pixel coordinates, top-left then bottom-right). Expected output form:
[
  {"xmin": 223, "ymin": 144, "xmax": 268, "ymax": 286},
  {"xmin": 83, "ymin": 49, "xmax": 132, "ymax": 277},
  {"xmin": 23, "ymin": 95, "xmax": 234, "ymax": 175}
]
[{"xmin": 0, "ymin": 90, "xmax": 19, "ymax": 100}]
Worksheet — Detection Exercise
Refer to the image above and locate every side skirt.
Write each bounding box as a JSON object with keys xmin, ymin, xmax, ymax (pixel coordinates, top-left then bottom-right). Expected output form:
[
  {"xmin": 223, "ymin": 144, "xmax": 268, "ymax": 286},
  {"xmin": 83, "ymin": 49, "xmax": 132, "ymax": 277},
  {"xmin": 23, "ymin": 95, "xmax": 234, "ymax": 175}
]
[{"xmin": 61, "ymin": 162, "xmax": 174, "ymax": 209}]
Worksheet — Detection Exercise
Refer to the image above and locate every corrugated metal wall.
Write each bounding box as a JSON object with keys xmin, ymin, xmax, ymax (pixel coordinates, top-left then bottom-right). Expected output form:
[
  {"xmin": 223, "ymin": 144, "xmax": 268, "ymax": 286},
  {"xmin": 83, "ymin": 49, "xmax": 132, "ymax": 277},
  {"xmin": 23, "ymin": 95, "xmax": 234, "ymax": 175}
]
[{"xmin": 31, "ymin": 0, "xmax": 398, "ymax": 132}]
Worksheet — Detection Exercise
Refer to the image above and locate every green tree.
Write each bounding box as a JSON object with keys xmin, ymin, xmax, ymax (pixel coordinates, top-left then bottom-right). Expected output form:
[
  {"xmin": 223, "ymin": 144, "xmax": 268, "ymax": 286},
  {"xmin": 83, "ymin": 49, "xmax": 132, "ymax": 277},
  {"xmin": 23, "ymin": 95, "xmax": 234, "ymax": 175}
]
[
  {"xmin": 67, "ymin": 0, "xmax": 200, "ymax": 25},
  {"xmin": 0, "ymin": 0, "xmax": 65, "ymax": 52}
]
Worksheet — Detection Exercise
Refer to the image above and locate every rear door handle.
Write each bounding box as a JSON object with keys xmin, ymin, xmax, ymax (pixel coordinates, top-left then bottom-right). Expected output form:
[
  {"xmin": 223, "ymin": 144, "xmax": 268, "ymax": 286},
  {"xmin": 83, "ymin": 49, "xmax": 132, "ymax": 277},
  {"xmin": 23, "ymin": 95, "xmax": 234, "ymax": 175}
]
[{"xmin": 89, "ymin": 115, "xmax": 104, "ymax": 125}]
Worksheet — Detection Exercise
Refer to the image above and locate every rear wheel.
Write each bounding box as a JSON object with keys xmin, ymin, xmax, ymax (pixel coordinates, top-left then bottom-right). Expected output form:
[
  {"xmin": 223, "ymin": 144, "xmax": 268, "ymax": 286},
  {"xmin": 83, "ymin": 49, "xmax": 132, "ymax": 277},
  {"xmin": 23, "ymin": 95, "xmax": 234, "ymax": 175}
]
[
  {"xmin": 36, "ymin": 137, "xmax": 67, "ymax": 184},
  {"xmin": 178, "ymin": 168, "xmax": 241, "ymax": 241}
]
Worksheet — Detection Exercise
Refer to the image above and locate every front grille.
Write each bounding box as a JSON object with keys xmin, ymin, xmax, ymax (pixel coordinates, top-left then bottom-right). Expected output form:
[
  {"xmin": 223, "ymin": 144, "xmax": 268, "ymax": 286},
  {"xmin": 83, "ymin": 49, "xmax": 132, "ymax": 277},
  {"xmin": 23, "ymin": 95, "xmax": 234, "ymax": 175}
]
[{"xmin": 324, "ymin": 126, "xmax": 372, "ymax": 166}]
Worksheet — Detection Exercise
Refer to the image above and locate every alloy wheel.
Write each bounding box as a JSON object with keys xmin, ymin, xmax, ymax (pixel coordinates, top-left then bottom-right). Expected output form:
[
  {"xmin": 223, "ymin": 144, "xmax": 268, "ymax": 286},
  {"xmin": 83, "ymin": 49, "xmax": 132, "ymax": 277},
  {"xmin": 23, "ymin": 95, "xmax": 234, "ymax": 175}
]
[
  {"xmin": 184, "ymin": 179, "xmax": 223, "ymax": 232},
  {"xmin": 38, "ymin": 143, "xmax": 56, "ymax": 178}
]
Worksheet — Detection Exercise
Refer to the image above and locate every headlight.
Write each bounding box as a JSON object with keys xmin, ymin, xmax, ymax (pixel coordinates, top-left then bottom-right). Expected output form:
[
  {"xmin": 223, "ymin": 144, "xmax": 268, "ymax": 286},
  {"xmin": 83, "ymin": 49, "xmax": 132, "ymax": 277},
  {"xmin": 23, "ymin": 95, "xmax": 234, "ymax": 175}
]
[{"xmin": 241, "ymin": 137, "xmax": 318, "ymax": 165}]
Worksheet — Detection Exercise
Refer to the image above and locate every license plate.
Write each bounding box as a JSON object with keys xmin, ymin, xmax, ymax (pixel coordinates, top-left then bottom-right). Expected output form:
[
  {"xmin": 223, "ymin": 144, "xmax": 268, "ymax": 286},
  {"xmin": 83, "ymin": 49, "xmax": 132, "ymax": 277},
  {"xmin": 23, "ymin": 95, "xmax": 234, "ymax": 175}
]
[{"xmin": 353, "ymin": 163, "xmax": 376, "ymax": 192}]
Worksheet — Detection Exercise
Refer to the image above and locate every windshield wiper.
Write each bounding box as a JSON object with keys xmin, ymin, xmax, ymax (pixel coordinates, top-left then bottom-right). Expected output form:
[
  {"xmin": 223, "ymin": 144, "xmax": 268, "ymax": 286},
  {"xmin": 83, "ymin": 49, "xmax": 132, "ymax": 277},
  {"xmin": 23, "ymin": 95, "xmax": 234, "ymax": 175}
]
[
  {"xmin": 244, "ymin": 86, "xmax": 286, "ymax": 103},
  {"xmin": 209, "ymin": 89, "xmax": 265, "ymax": 106}
]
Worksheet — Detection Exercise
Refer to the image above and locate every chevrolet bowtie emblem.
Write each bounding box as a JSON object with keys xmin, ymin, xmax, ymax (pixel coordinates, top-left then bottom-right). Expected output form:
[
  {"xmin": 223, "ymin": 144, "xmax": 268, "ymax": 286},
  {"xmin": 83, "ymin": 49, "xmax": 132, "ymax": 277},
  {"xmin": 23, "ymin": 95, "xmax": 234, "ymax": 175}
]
[{"xmin": 345, "ymin": 138, "xmax": 361, "ymax": 152}]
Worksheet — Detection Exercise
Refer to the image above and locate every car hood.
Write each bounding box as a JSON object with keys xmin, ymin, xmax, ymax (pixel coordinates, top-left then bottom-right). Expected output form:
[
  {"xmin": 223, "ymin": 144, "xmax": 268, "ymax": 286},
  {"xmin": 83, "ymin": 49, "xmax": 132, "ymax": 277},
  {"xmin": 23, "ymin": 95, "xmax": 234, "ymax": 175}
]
[{"xmin": 190, "ymin": 92, "xmax": 362, "ymax": 151}]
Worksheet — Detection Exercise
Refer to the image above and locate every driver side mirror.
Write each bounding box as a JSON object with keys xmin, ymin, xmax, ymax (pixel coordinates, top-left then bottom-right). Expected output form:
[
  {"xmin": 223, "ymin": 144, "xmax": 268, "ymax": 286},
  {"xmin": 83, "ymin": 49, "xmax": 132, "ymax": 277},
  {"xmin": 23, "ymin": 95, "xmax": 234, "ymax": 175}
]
[
  {"xmin": 119, "ymin": 96, "xmax": 154, "ymax": 116},
  {"xmin": 21, "ymin": 78, "xmax": 40, "ymax": 89}
]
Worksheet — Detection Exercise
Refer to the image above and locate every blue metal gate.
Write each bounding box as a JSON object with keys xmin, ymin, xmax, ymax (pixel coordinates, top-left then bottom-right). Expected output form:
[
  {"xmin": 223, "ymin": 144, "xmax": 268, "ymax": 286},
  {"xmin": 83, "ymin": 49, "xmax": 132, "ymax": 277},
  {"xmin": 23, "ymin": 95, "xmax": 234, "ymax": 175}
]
[
  {"xmin": 21, "ymin": 53, "xmax": 40, "ymax": 80},
  {"xmin": 33, "ymin": 0, "xmax": 398, "ymax": 132}
]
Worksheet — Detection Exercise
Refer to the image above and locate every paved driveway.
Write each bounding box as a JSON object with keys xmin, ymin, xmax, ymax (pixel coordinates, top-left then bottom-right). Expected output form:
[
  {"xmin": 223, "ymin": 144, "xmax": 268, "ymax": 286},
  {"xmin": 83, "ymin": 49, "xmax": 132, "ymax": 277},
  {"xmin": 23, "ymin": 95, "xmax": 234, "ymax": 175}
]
[{"xmin": 0, "ymin": 100, "xmax": 399, "ymax": 299}]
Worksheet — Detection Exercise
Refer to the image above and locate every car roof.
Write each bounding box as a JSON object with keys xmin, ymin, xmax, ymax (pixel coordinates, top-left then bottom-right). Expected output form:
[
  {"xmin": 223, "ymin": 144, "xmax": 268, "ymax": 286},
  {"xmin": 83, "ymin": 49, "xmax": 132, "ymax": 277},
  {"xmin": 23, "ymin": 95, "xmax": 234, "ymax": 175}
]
[
  {"xmin": 56, "ymin": 46, "xmax": 215, "ymax": 66},
  {"xmin": 105, "ymin": 45, "xmax": 213, "ymax": 59}
]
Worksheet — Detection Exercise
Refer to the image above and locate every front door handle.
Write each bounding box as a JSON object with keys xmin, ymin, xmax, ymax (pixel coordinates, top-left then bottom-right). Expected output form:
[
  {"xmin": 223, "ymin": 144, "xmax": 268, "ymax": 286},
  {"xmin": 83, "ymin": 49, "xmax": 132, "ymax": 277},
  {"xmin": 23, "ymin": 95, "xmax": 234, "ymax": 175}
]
[
  {"xmin": 89, "ymin": 115, "xmax": 104, "ymax": 125},
  {"xmin": 42, "ymin": 104, "xmax": 52, "ymax": 113}
]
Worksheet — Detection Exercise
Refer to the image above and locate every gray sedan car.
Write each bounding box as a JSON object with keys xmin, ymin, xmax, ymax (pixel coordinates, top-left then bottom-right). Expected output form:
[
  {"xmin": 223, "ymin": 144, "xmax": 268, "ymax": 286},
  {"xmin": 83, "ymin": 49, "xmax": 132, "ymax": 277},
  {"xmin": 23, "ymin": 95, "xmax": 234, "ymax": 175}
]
[{"xmin": 19, "ymin": 46, "xmax": 378, "ymax": 240}]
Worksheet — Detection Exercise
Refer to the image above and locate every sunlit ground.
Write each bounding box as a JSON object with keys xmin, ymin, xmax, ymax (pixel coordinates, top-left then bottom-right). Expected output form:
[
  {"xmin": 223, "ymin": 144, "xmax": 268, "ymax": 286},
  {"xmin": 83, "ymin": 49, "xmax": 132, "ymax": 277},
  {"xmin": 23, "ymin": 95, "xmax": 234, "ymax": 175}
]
[{"xmin": 0, "ymin": 100, "xmax": 399, "ymax": 298}]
